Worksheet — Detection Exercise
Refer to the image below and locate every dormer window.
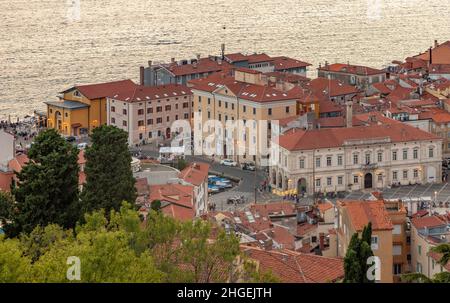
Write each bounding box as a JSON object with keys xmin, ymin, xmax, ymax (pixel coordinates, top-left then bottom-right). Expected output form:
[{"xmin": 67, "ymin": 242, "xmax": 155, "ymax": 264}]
[{"xmin": 74, "ymin": 90, "xmax": 81, "ymax": 97}]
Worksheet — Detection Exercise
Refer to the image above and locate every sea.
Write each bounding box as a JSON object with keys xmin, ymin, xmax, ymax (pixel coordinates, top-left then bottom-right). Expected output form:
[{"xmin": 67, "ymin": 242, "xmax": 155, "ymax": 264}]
[{"xmin": 1, "ymin": 0, "xmax": 449, "ymax": 120}]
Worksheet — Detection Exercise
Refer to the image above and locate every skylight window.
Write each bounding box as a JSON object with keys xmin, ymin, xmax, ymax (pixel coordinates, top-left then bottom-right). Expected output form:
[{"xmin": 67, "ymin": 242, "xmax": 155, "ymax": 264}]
[{"xmin": 234, "ymin": 217, "xmax": 242, "ymax": 224}]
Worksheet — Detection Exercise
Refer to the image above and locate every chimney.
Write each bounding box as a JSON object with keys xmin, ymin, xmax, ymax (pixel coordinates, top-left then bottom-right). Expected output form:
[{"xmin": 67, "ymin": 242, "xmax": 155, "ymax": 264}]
[
  {"xmin": 345, "ymin": 101, "xmax": 353, "ymax": 128},
  {"xmin": 435, "ymin": 39, "xmax": 439, "ymax": 48},
  {"xmin": 429, "ymin": 47, "xmax": 432, "ymax": 65},
  {"xmin": 319, "ymin": 232, "xmax": 325, "ymax": 251},
  {"xmin": 148, "ymin": 60, "xmax": 152, "ymax": 67},
  {"xmin": 196, "ymin": 53, "xmax": 201, "ymax": 60},
  {"xmin": 171, "ymin": 57, "xmax": 175, "ymax": 63},
  {"xmin": 221, "ymin": 43, "xmax": 225, "ymax": 60},
  {"xmin": 139, "ymin": 66, "xmax": 145, "ymax": 86}
]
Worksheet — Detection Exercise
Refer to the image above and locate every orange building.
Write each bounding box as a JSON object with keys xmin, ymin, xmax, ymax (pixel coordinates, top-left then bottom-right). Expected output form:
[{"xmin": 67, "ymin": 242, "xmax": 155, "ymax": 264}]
[{"xmin": 45, "ymin": 79, "xmax": 136, "ymax": 136}]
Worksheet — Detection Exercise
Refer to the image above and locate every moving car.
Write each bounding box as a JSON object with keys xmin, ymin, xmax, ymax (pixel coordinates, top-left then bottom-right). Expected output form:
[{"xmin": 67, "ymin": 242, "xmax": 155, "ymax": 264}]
[{"xmin": 220, "ymin": 159, "xmax": 237, "ymax": 167}]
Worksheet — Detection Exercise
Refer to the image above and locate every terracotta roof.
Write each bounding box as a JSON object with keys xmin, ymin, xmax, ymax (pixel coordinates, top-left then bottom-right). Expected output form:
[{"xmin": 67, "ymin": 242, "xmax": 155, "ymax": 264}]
[
  {"xmin": 241, "ymin": 245, "xmax": 344, "ymax": 283},
  {"xmin": 224, "ymin": 53, "xmax": 249, "ymax": 62},
  {"xmin": 161, "ymin": 203, "xmax": 195, "ymax": 222},
  {"xmin": 318, "ymin": 99, "xmax": 343, "ymax": 114},
  {"xmin": 63, "ymin": 79, "xmax": 136, "ymax": 100},
  {"xmin": 372, "ymin": 82, "xmax": 393, "ymax": 95},
  {"xmin": 179, "ymin": 162, "xmax": 209, "ymax": 186},
  {"xmin": 276, "ymin": 122, "xmax": 439, "ymax": 151},
  {"xmin": 189, "ymin": 73, "xmax": 303, "ymax": 103},
  {"xmin": 386, "ymin": 85, "xmax": 415, "ymax": 102},
  {"xmin": 429, "ymin": 64, "xmax": 450, "ymax": 75},
  {"xmin": 164, "ymin": 57, "xmax": 233, "ymax": 76},
  {"xmin": 7, "ymin": 153, "xmax": 29, "ymax": 173},
  {"xmin": 250, "ymin": 202, "xmax": 296, "ymax": 218},
  {"xmin": 0, "ymin": 171, "xmax": 14, "ymax": 192},
  {"xmin": 306, "ymin": 78, "xmax": 359, "ymax": 98},
  {"xmin": 339, "ymin": 200, "xmax": 393, "ymax": 231},
  {"xmin": 297, "ymin": 223, "xmax": 317, "ymax": 237},
  {"xmin": 318, "ymin": 63, "xmax": 385, "ymax": 76},
  {"xmin": 264, "ymin": 71, "xmax": 311, "ymax": 84},
  {"xmin": 246, "ymin": 53, "xmax": 274, "ymax": 64},
  {"xmin": 149, "ymin": 183, "xmax": 194, "ymax": 209},
  {"xmin": 109, "ymin": 83, "xmax": 192, "ymax": 103},
  {"xmin": 317, "ymin": 202, "xmax": 334, "ymax": 213},
  {"xmin": 411, "ymin": 215, "xmax": 447, "ymax": 229},
  {"xmin": 272, "ymin": 56, "xmax": 311, "ymax": 70},
  {"xmin": 415, "ymin": 41, "xmax": 450, "ymax": 65}
]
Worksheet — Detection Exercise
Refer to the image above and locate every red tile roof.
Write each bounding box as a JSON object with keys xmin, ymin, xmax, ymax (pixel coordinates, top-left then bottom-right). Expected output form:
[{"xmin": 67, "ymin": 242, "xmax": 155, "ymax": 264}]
[
  {"xmin": 297, "ymin": 223, "xmax": 317, "ymax": 237},
  {"xmin": 224, "ymin": 53, "xmax": 249, "ymax": 62},
  {"xmin": 161, "ymin": 203, "xmax": 195, "ymax": 222},
  {"xmin": 64, "ymin": 79, "xmax": 136, "ymax": 100},
  {"xmin": 241, "ymin": 245, "xmax": 344, "ymax": 283},
  {"xmin": 109, "ymin": 83, "xmax": 192, "ymax": 103},
  {"xmin": 164, "ymin": 57, "xmax": 233, "ymax": 76},
  {"xmin": 372, "ymin": 82, "xmax": 393, "ymax": 95},
  {"xmin": 149, "ymin": 183, "xmax": 194, "ymax": 209},
  {"xmin": 246, "ymin": 53, "xmax": 274, "ymax": 64},
  {"xmin": 317, "ymin": 201, "xmax": 334, "ymax": 213},
  {"xmin": 411, "ymin": 215, "xmax": 447, "ymax": 229},
  {"xmin": 0, "ymin": 171, "xmax": 14, "ymax": 192},
  {"xmin": 339, "ymin": 200, "xmax": 393, "ymax": 231},
  {"xmin": 306, "ymin": 78, "xmax": 359, "ymax": 98},
  {"xmin": 179, "ymin": 162, "xmax": 209, "ymax": 186},
  {"xmin": 7, "ymin": 154, "xmax": 29, "ymax": 173},
  {"xmin": 189, "ymin": 73, "xmax": 304, "ymax": 103},
  {"xmin": 318, "ymin": 63, "xmax": 385, "ymax": 76},
  {"xmin": 250, "ymin": 202, "xmax": 296, "ymax": 218},
  {"xmin": 272, "ymin": 56, "xmax": 311, "ymax": 70},
  {"xmin": 415, "ymin": 41, "xmax": 450, "ymax": 65},
  {"xmin": 264, "ymin": 71, "xmax": 310, "ymax": 84},
  {"xmin": 276, "ymin": 122, "xmax": 439, "ymax": 151}
]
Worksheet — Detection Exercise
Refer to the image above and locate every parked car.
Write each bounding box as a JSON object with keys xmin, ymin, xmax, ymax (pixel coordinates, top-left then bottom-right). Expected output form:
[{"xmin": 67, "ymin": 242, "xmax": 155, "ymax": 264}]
[
  {"xmin": 220, "ymin": 159, "xmax": 237, "ymax": 167},
  {"xmin": 242, "ymin": 162, "xmax": 255, "ymax": 171}
]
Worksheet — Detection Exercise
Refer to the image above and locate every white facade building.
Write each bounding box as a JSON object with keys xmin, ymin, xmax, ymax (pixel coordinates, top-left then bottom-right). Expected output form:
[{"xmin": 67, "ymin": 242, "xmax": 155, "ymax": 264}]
[{"xmin": 271, "ymin": 123, "xmax": 443, "ymax": 195}]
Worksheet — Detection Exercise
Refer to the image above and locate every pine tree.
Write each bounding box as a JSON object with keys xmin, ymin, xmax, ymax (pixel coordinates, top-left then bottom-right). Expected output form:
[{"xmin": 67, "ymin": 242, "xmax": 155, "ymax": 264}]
[
  {"xmin": 343, "ymin": 223, "xmax": 375, "ymax": 283},
  {"xmin": 10, "ymin": 129, "xmax": 80, "ymax": 236},
  {"xmin": 81, "ymin": 125, "xmax": 136, "ymax": 215}
]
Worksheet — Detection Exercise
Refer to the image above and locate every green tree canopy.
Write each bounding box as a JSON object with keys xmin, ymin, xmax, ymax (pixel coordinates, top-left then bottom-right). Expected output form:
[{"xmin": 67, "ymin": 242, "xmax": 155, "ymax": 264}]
[
  {"xmin": 9, "ymin": 129, "xmax": 80, "ymax": 236},
  {"xmin": 343, "ymin": 223, "xmax": 375, "ymax": 283},
  {"xmin": 81, "ymin": 125, "xmax": 136, "ymax": 215}
]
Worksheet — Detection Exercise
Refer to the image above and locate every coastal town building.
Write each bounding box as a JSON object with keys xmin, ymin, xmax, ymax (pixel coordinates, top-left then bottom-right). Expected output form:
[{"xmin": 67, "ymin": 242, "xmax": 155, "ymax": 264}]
[
  {"xmin": 410, "ymin": 214, "xmax": 450, "ymax": 279},
  {"xmin": 317, "ymin": 62, "xmax": 387, "ymax": 95},
  {"xmin": 334, "ymin": 200, "xmax": 395, "ymax": 283},
  {"xmin": 271, "ymin": 121, "xmax": 443, "ymax": 196},
  {"xmin": 106, "ymin": 84, "xmax": 193, "ymax": 146},
  {"xmin": 239, "ymin": 245, "xmax": 344, "ymax": 283},
  {"xmin": 140, "ymin": 49, "xmax": 311, "ymax": 87},
  {"xmin": 189, "ymin": 69, "xmax": 301, "ymax": 166},
  {"xmin": 45, "ymin": 79, "xmax": 136, "ymax": 136},
  {"xmin": 0, "ymin": 130, "xmax": 29, "ymax": 192}
]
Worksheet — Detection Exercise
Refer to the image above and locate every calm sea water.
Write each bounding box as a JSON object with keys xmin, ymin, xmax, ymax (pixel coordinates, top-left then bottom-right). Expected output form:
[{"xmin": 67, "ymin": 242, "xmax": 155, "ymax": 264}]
[{"xmin": 1, "ymin": 0, "xmax": 449, "ymax": 120}]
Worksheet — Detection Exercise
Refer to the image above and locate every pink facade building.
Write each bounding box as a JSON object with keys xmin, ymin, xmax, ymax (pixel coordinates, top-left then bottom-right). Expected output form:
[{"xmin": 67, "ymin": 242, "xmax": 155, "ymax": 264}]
[{"xmin": 106, "ymin": 84, "xmax": 193, "ymax": 145}]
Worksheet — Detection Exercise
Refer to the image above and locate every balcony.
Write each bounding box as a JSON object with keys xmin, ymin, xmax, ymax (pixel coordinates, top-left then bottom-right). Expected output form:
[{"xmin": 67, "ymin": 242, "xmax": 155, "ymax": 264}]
[{"xmin": 361, "ymin": 162, "xmax": 378, "ymax": 170}]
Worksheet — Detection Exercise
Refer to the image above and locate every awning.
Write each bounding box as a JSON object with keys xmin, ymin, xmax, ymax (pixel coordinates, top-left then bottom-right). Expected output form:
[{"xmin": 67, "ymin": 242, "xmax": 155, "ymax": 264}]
[{"xmin": 71, "ymin": 123, "xmax": 82, "ymax": 128}]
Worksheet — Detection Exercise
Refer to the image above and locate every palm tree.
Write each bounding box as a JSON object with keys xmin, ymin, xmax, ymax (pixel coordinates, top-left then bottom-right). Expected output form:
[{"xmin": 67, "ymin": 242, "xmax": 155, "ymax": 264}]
[{"xmin": 401, "ymin": 243, "xmax": 450, "ymax": 283}]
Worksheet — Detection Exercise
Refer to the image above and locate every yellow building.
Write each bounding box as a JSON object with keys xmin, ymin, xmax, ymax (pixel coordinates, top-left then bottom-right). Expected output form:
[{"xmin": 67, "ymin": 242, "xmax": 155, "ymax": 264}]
[
  {"xmin": 45, "ymin": 79, "xmax": 135, "ymax": 136},
  {"xmin": 189, "ymin": 69, "xmax": 302, "ymax": 166}
]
